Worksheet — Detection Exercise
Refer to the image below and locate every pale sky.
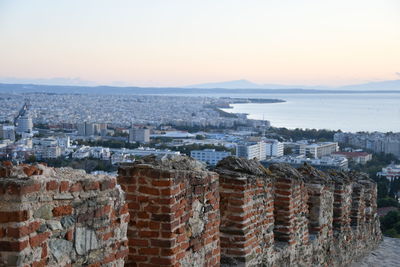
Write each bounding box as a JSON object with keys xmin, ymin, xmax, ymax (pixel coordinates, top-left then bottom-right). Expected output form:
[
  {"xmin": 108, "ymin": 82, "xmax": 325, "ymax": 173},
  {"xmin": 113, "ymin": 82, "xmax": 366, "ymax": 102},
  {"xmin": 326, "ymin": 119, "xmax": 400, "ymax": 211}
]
[{"xmin": 0, "ymin": 0, "xmax": 399, "ymax": 87}]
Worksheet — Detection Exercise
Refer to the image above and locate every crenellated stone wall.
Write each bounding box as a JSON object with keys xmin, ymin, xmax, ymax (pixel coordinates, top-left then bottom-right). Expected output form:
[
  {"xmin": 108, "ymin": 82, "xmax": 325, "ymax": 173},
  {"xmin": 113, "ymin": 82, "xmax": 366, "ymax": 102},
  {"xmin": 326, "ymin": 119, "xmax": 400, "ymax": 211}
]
[
  {"xmin": 217, "ymin": 157, "xmax": 274, "ymax": 266},
  {"xmin": 117, "ymin": 156, "xmax": 220, "ymax": 267},
  {"xmin": 0, "ymin": 155, "xmax": 382, "ymax": 267},
  {"xmin": 214, "ymin": 157, "xmax": 382, "ymax": 267},
  {"xmin": 0, "ymin": 162, "xmax": 129, "ymax": 267}
]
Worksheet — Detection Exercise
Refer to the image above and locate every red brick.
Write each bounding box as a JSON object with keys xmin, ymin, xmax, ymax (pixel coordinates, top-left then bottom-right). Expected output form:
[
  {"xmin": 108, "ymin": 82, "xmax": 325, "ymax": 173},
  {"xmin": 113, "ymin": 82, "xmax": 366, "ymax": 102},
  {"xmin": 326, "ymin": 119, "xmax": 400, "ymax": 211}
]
[
  {"xmin": 129, "ymin": 255, "xmax": 148, "ymax": 262},
  {"xmin": 103, "ymin": 232, "xmax": 113, "ymax": 241},
  {"xmin": 84, "ymin": 181, "xmax": 100, "ymax": 191},
  {"xmin": 30, "ymin": 232, "xmax": 50, "ymax": 247},
  {"xmin": 32, "ymin": 259, "xmax": 46, "ymax": 267},
  {"xmin": 53, "ymin": 205, "xmax": 73, "ymax": 216},
  {"xmin": 7, "ymin": 182, "xmax": 41, "ymax": 195},
  {"xmin": 151, "ymin": 239, "xmax": 175, "ymax": 247},
  {"xmin": 59, "ymin": 181, "xmax": 69, "ymax": 192},
  {"xmin": 0, "ymin": 167, "xmax": 9, "ymax": 177},
  {"xmin": 101, "ymin": 178, "xmax": 117, "ymax": 191},
  {"xmin": 7, "ymin": 221, "xmax": 40, "ymax": 238},
  {"xmin": 0, "ymin": 240, "xmax": 29, "ymax": 251},
  {"xmin": 2, "ymin": 161, "xmax": 13, "ymax": 167},
  {"xmin": 138, "ymin": 186, "xmax": 159, "ymax": 196},
  {"xmin": 160, "ymin": 247, "xmax": 180, "ymax": 256},
  {"xmin": 152, "ymin": 180, "xmax": 174, "ymax": 187},
  {"xmin": 23, "ymin": 165, "xmax": 42, "ymax": 176},
  {"xmin": 149, "ymin": 221, "xmax": 160, "ymax": 230},
  {"xmin": 119, "ymin": 204, "xmax": 129, "ymax": 215},
  {"xmin": 0, "ymin": 210, "xmax": 29, "ymax": 223},
  {"xmin": 129, "ymin": 239, "xmax": 149, "ymax": 247},
  {"xmin": 139, "ymin": 231, "xmax": 159, "ymax": 238},
  {"xmin": 41, "ymin": 243, "xmax": 48, "ymax": 258},
  {"xmin": 150, "ymin": 257, "xmax": 175, "ymax": 265},
  {"xmin": 69, "ymin": 182, "xmax": 82, "ymax": 192},
  {"xmin": 46, "ymin": 180, "xmax": 59, "ymax": 191},
  {"xmin": 0, "ymin": 228, "xmax": 5, "ymax": 238},
  {"xmin": 116, "ymin": 249, "xmax": 129, "ymax": 259},
  {"xmin": 65, "ymin": 230, "xmax": 73, "ymax": 241},
  {"xmin": 139, "ymin": 248, "xmax": 159, "ymax": 255}
]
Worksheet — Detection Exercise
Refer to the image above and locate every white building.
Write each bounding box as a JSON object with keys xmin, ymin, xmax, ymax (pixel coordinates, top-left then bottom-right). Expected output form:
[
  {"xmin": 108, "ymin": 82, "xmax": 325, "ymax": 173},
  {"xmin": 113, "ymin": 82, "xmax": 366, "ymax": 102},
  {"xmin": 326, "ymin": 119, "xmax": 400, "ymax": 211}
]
[
  {"xmin": 42, "ymin": 146, "xmax": 61, "ymax": 159},
  {"xmin": 91, "ymin": 147, "xmax": 111, "ymax": 160},
  {"xmin": 305, "ymin": 142, "xmax": 339, "ymax": 159},
  {"xmin": 110, "ymin": 147, "xmax": 180, "ymax": 157},
  {"xmin": 236, "ymin": 142, "xmax": 266, "ymax": 160},
  {"xmin": 264, "ymin": 155, "xmax": 348, "ymax": 171},
  {"xmin": 377, "ymin": 164, "xmax": 400, "ymax": 181},
  {"xmin": 111, "ymin": 153, "xmax": 135, "ymax": 165},
  {"xmin": 16, "ymin": 115, "xmax": 33, "ymax": 134},
  {"xmin": 72, "ymin": 146, "xmax": 91, "ymax": 159},
  {"xmin": 265, "ymin": 140, "xmax": 284, "ymax": 157},
  {"xmin": 77, "ymin": 122, "xmax": 96, "ymax": 136},
  {"xmin": 190, "ymin": 149, "xmax": 231, "ymax": 165},
  {"xmin": 57, "ymin": 136, "xmax": 71, "ymax": 148},
  {"xmin": 129, "ymin": 126, "xmax": 150, "ymax": 143},
  {"xmin": 1, "ymin": 125, "xmax": 15, "ymax": 141}
]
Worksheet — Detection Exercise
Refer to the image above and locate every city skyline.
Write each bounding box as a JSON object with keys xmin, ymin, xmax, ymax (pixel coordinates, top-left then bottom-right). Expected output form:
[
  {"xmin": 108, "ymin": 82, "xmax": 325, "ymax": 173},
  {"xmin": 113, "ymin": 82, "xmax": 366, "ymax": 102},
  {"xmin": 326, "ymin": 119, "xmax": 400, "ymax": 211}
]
[{"xmin": 1, "ymin": 0, "xmax": 399, "ymax": 87}]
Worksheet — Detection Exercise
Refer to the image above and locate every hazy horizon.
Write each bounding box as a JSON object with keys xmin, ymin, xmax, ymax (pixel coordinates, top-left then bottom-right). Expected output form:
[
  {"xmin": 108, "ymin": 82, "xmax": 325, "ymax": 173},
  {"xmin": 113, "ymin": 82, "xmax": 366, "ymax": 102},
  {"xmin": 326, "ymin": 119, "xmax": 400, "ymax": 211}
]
[{"xmin": 1, "ymin": 0, "xmax": 399, "ymax": 87}]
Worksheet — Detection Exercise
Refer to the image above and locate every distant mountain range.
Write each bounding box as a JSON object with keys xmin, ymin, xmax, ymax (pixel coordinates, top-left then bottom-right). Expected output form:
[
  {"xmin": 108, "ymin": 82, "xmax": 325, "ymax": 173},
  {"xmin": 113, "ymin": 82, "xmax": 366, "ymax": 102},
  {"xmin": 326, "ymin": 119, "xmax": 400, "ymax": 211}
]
[
  {"xmin": 185, "ymin": 79, "xmax": 400, "ymax": 90},
  {"xmin": 0, "ymin": 79, "xmax": 400, "ymax": 95},
  {"xmin": 185, "ymin": 79, "xmax": 328, "ymax": 90}
]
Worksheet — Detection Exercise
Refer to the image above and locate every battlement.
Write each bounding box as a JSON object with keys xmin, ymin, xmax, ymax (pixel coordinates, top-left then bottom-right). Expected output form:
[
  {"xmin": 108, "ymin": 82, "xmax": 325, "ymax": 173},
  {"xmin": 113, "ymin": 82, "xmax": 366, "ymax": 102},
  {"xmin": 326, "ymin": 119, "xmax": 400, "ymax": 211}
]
[
  {"xmin": 0, "ymin": 156, "xmax": 382, "ymax": 266},
  {"xmin": 0, "ymin": 162, "xmax": 129, "ymax": 267}
]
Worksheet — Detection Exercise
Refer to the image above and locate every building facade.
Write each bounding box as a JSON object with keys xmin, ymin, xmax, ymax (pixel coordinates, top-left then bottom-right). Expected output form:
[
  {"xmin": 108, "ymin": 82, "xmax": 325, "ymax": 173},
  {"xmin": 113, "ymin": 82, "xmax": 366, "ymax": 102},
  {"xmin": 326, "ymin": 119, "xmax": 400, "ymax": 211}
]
[
  {"xmin": 305, "ymin": 142, "xmax": 339, "ymax": 159},
  {"xmin": 236, "ymin": 141, "xmax": 266, "ymax": 160},
  {"xmin": 332, "ymin": 151, "xmax": 372, "ymax": 164},
  {"xmin": 377, "ymin": 164, "xmax": 400, "ymax": 181},
  {"xmin": 129, "ymin": 126, "xmax": 150, "ymax": 143},
  {"xmin": 265, "ymin": 140, "xmax": 284, "ymax": 157},
  {"xmin": 16, "ymin": 115, "xmax": 33, "ymax": 133},
  {"xmin": 190, "ymin": 149, "xmax": 231, "ymax": 165}
]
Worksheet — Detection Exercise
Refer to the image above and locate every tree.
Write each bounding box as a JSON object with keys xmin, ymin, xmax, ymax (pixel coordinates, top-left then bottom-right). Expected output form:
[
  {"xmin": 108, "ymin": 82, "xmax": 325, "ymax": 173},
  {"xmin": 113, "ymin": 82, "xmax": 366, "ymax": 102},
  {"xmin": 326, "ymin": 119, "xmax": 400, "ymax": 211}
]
[{"xmin": 196, "ymin": 135, "xmax": 205, "ymax": 140}]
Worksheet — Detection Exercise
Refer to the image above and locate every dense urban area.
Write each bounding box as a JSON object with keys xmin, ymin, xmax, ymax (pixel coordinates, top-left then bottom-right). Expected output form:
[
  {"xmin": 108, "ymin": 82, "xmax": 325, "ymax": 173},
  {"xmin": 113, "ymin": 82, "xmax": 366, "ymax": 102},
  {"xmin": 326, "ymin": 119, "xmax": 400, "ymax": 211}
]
[{"xmin": 1, "ymin": 92, "xmax": 400, "ymax": 238}]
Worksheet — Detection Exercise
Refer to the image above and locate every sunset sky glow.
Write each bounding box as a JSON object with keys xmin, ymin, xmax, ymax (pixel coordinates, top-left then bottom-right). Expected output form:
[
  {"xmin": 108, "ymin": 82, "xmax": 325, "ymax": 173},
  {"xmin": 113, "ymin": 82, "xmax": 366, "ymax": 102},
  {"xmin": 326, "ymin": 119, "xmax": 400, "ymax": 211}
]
[{"xmin": 0, "ymin": 0, "xmax": 399, "ymax": 87}]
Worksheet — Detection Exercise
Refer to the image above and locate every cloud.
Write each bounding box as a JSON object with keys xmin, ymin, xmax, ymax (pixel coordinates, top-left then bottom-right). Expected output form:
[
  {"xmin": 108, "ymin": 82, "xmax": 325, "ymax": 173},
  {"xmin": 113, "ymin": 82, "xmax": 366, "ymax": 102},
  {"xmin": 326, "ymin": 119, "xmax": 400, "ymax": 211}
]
[{"xmin": 396, "ymin": 72, "xmax": 400, "ymax": 78}]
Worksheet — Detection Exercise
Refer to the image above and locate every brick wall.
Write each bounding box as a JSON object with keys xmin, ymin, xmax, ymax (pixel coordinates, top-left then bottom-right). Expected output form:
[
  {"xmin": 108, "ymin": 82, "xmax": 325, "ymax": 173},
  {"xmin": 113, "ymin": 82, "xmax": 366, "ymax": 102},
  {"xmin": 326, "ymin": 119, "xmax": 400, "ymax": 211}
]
[
  {"xmin": 0, "ymin": 156, "xmax": 383, "ymax": 267},
  {"xmin": 299, "ymin": 165, "xmax": 334, "ymax": 266},
  {"xmin": 0, "ymin": 162, "xmax": 128, "ymax": 267},
  {"xmin": 118, "ymin": 156, "xmax": 220, "ymax": 267},
  {"xmin": 216, "ymin": 157, "xmax": 274, "ymax": 266},
  {"xmin": 214, "ymin": 157, "xmax": 381, "ymax": 267}
]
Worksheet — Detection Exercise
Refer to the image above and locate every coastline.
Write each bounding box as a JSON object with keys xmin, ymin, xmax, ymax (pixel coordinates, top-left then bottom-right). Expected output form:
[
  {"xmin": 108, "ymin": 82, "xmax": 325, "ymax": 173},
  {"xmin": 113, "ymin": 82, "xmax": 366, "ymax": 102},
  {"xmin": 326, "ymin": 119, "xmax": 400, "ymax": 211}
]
[{"xmin": 214, "ymin": 97, "xmax": 284, "ymax": 118}]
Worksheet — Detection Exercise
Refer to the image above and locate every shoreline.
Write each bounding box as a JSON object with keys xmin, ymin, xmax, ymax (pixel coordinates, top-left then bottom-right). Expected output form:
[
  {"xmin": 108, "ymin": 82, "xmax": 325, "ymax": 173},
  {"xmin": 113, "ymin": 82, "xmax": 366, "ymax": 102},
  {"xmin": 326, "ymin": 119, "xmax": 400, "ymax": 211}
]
[{"xmin": 214, "ymin": 97, "xmax": 284, "ymax": 118}]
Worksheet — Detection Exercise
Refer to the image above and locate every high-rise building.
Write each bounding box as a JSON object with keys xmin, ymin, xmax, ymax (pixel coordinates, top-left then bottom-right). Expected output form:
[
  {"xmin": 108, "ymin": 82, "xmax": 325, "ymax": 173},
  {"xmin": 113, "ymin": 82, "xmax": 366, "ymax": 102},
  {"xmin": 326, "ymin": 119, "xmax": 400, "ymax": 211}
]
[
  {"xmin": 265, "ymin": 140, "xmax": 284, "ymax": 157},
  {"xmin": 1, "ymin": 125, "xmax": 16, "ymax": 141},
  {"xmin": 236, "ymin": 141, "xmax": 266, "ymax": 160},
  {"xmin": 77, "ymin": 122, "xmax": 96, "ymax": 136},
  {"xmin": 85, "ymin": 123, "xmax": 94, "ymax": 136},
  {"xmin": 129, "ymin": 126, "xmax": 150, "ymax": 143},
  {"xmin": 16, "ymin": 115, "xmax": 33, "ymax": 133},
  {"xmin": 77, "ymin": 123, "xmax": 86, "ymax": 136}
]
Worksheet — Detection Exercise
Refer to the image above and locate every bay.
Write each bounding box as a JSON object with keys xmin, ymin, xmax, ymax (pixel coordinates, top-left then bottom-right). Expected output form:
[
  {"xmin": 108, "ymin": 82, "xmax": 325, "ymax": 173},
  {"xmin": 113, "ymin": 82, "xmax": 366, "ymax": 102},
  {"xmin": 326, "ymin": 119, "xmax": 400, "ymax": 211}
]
[{"xmin": 218, "ymin": 93, "xmax": 400, "ymax": 132}]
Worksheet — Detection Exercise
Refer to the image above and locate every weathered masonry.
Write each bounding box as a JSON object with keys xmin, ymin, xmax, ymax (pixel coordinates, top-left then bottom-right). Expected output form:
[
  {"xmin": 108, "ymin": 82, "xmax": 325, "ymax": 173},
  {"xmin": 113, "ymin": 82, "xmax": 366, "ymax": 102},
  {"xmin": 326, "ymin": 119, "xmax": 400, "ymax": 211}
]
[
  {"xmin": 0, "ymin": 163, "xmax": 129, "ymax": 267},
  {"xmin": 119, "ymin": 156, "xmax": 381, "ymax": 267},
  {"xmin": 117, "ymin": 156, "xmax": 220, "ymax": 266},
  {"xmin": 0, "ymin": 155, "xmax": 382, "ymax": 267}
]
